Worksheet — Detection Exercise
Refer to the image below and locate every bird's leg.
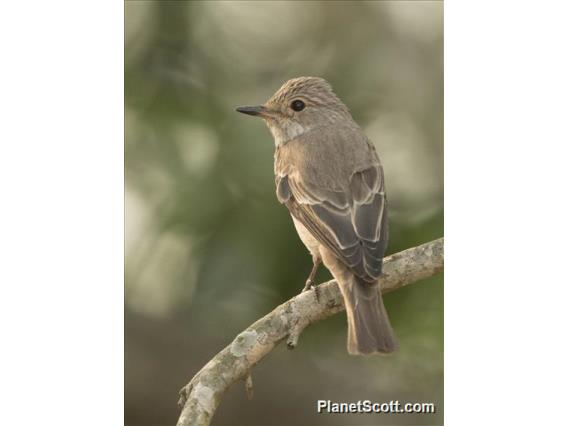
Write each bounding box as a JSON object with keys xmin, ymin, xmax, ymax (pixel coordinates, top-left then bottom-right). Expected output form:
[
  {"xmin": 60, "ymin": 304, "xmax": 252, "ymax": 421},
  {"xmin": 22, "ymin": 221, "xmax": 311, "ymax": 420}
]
[{"xmin": 302, "ymin": 255, "xmax": 321, "ymax": 300}]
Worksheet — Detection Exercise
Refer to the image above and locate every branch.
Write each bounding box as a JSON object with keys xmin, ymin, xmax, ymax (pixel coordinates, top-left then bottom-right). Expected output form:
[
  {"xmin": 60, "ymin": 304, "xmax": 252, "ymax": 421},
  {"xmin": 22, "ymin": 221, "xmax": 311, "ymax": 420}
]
[{"xmin": 176, "ymin": 238, "xmax": 444, "ymax": 426}]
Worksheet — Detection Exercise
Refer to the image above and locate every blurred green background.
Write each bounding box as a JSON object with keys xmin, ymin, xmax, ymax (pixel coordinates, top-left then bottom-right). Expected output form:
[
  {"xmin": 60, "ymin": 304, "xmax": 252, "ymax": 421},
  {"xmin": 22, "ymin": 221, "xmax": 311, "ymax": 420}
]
[{"xmin": 125, "ymin": 1, "xmax": 443, "ymax": 425}]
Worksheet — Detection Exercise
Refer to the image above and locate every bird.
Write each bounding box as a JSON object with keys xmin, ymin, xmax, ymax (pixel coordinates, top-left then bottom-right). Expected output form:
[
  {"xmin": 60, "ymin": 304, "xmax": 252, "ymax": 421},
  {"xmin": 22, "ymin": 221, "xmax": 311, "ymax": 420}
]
[{"xmin": 236, "ymin": 76, "xmax": 397, "ymax": 355}]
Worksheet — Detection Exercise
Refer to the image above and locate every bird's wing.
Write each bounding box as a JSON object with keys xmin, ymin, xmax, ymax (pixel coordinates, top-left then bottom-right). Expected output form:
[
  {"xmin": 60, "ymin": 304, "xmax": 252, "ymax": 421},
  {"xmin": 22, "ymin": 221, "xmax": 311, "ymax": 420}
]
[{"xmin": 276, "ymin": 164, "xmax": 388, "ymax": 282}]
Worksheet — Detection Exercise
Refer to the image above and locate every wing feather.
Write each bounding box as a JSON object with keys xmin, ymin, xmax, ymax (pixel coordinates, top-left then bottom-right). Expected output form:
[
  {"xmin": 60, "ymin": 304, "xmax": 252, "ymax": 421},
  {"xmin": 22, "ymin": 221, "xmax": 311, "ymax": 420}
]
[{"xmin": 277, "ymin": 163, "xmax": 388, "ymax": 283}]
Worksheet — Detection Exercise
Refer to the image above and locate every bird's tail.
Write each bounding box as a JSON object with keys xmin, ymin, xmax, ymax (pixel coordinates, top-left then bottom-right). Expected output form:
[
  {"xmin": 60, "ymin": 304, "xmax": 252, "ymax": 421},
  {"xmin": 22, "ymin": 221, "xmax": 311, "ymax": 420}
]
[{"xmin": 338, "ymin": 274, "xmax": 397, "ymax": 355}]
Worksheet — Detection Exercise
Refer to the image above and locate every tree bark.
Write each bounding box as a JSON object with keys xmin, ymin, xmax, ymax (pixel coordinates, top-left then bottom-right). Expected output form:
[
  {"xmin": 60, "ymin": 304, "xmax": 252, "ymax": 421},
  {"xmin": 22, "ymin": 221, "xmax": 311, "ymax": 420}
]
[{"xmin": 176, "ymin": 237, "xmax": 444, "ymax": 426}]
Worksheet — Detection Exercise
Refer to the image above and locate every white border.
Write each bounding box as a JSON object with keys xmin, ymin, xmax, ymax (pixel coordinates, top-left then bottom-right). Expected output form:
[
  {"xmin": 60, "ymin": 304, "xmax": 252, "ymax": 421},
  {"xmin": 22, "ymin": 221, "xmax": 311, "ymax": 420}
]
[
  {"xmin": 0, "ymin": 3, "xmax": 123, "ymax": 425},
  {"xmin": 446, "ymin": 1, "xmax": 568, "ymax": 424}
]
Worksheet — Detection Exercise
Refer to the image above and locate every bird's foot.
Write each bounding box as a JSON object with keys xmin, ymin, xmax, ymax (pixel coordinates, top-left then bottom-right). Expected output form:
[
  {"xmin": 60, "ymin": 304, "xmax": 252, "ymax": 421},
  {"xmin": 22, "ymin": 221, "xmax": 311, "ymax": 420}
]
[
  {"xmin": 302, "ymin": 279, "xmax": 320, "ymax": 302},
  {"xmin": 302, "ymin": 279, "xmax": 313, "ymax": 292}
]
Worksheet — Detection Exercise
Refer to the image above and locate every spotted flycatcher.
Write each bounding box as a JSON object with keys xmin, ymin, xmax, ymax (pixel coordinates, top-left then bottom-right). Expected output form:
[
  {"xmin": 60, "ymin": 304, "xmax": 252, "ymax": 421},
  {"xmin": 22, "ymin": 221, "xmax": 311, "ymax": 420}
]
[{"xmin": 236, "ymin": 77, "xmax": 396, "ymax": 355}]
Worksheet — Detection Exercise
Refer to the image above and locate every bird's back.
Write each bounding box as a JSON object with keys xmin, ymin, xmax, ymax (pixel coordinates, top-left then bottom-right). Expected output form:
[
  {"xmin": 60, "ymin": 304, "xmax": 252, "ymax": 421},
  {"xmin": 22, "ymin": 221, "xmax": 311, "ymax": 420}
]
[
  {"xmin": 275, "ymin": 122, "xmax": 379, "ymax": 194},
  {"xmin": 274, "ymin": 122, "xmax": 388, "ymax": 283}
]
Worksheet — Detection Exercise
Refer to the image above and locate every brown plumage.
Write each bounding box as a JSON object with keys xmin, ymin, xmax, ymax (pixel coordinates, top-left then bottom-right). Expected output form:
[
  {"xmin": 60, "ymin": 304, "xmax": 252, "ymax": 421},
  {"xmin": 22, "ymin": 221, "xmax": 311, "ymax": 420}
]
[{"xmin": 236, "ymin": 77, "xmax": 397, "ymax": 355}]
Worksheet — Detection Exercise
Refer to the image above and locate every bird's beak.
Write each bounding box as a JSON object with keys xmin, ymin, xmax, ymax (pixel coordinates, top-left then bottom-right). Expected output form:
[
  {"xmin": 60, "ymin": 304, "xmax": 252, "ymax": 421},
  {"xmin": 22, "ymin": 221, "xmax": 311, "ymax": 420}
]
[{"xmin": 236, "ymin": 105, "xmax": 268, "ymax": 117}]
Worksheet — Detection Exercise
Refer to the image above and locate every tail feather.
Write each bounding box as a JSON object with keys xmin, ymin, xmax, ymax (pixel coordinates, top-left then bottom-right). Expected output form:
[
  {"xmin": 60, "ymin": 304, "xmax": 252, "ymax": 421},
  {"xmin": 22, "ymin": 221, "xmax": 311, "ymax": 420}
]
[{"xmin": 339, "ymin": 275, "xmax": 397, "ymax": 355}]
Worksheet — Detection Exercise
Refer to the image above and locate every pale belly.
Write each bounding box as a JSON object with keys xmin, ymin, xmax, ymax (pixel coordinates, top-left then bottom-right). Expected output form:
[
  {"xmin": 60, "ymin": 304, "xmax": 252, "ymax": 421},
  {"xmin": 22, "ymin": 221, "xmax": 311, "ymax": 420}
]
[{"xmin": 291, "ymin": 216, "xmax": 321, "ymax": 259}]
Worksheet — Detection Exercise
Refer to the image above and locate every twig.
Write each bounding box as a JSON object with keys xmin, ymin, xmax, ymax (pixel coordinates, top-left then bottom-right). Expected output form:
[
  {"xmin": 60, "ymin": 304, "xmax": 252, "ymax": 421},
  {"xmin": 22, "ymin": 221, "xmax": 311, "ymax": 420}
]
[{"xmin": 176, "ymin": 238, "xmax": 444, "ymax": 426}]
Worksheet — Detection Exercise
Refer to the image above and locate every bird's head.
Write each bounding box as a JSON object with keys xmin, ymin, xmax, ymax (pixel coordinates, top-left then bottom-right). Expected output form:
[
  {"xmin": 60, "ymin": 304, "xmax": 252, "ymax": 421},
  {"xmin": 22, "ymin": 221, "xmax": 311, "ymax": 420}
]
[{"xmin": 236, "ymin": 76, "xmax": 351, "ymax": 145}]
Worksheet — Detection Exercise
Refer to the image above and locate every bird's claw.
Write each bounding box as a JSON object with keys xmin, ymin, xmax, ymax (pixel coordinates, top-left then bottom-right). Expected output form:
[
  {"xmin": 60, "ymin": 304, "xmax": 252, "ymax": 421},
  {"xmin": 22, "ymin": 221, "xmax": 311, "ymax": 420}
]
[
  {"xmin": 302, "ymin": 279, "xmax": 320, "ymax": 302},
  {"xmin": 302, "ymin": 279, "xmax": 313, "ymax": 293}
]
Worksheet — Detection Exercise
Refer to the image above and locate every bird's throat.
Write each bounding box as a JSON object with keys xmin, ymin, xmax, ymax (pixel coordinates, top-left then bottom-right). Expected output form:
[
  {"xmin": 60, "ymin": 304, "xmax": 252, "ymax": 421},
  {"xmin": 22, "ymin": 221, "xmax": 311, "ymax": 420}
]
[{"xmin": 267, "ymin": 120, "xmax": 311, "ymax": 146}]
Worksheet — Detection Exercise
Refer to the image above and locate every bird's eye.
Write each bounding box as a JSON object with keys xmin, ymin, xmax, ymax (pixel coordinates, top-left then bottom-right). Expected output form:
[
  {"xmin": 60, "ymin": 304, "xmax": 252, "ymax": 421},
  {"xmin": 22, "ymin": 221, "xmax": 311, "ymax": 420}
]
[{"xmin": 290, "ymin": 100, "xmax": 305, "ymax": 112}]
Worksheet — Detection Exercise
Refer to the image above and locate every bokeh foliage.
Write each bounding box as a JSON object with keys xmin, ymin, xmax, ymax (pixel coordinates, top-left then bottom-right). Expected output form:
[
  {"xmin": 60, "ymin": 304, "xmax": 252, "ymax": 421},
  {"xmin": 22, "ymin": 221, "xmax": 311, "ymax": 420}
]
[{"xmin": 125, "ymin": 1, "xmax": 443, "ymax": 425}]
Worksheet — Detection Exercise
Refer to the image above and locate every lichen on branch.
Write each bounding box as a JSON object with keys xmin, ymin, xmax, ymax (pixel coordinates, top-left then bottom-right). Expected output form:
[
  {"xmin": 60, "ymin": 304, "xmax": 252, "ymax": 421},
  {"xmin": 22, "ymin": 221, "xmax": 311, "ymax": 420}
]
[{"xmin": 176, "ymin": 237, "xmax": 444, "ymax": 426}]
